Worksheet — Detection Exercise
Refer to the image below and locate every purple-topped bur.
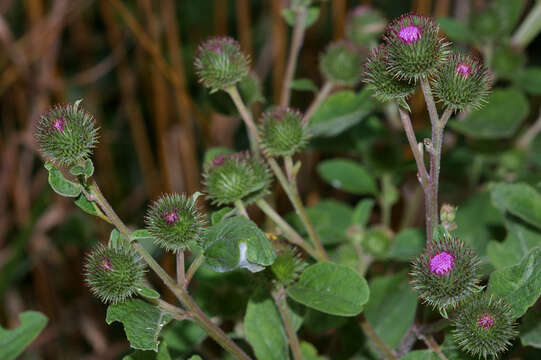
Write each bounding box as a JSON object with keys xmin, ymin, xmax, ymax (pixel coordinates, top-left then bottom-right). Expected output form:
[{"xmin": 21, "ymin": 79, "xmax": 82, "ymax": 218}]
[
  {"xmin": 429, "ymin": 251, "xmax": 455, "ymax": 275},
  {"xmin": 398, "ymin": 25, "xmax": 422, "ymax": 43},
  {"xmin": 212, "ymin": 154, "xmax": 227, "ymax": 167},
  {"xmin": 53, "ymin": 116, "xmax": 66, "ymax": 132},
  {"xmin": 456, "ymin": 62, "xmax": 471, "ymax": 77},
  {"xmin": 163, "ymin": 210, "xmax": 179, "ymax": 225},
  {"xmin": 100, "ymin": 257, "xmax": 113, "ymax": 271},
  {"xmin": 477, "ymin": 314, "xmax": 495, "ymax": 330}
]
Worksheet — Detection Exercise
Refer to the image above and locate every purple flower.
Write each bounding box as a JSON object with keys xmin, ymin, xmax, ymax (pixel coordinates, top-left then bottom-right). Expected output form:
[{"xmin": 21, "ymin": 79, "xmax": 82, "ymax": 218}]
[
  {"xmin": 429, "ymin": 251, "xmax": 455, "ymax": 275},
  {"xmin": 398, "ymin": 25, "xmax": 422, "ymax": 43},
  {"xmin": 456, "ymin": 62, "xmax": 471, "ymax": 77},
  {"xmin": 100, "ymin": 257, "xmax": 113, "ymax": 271},
  {"xmin": 477, "ymin": 313, "xmax": 495, "ymax": 330},
  {"xmin": 163, "ymin": 210, "xmax": 179, "ymax": 225},
  {"xmin": 52, "ymin": 116, "xmax": 66, "ymax": 132}
]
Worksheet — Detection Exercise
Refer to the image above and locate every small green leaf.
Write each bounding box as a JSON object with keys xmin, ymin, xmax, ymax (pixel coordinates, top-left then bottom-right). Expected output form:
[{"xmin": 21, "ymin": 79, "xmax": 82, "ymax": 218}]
[
  {"xmin": 290, "ymin": 78, "xmax": 318, "ymax": 92},
  {"xmin": 286, "ymin": 262, "xmax": 369, "ymax": 316},
  {"xmin": 70, "ymin": 159, "xmax": 94, "ymax": 179},
  {"xmin": 131, "ymin": 229, "xmax": 153, "ymax": 241},
  {"xmin": 513, "ymin": 67, "xmax": 541, "ymax": 94},
  {"xmin": 106, "ymin": 299, "xmax": 172, "ymax": 351},
  {"xmin": 136, "ymin": 286, "xmax": 160, "ymax": 299},
  {"xmin": 488, "ymin": 247, "xmax": 541, "ymax": 318},
  {"xmin": 400, "ymin": 350, "xmax": 439, "ymax": 360},
  {"xmin": 389, "ymin": 228, "xmax": 425, "ymax": 261},
  {"xmin": 451, "ymin": 88, "xmax": 529, "ymax": 139},
  {"xmin": 210, "ymin": 207, "xmax": 234, "ymax": 225},
  {"xmin": 352, "ymin": 199, "xmax": 375, "ymax": 228},
  {"xmin": 74, "ymin": 193, "xmax": 100, "ymax": 216},
  {"xmin": 300, "ymin": 341, "xmax": 324, "ymax": 360},
  {"xmin": 282, "ymin": 7, "xmax": 319, "ymax": 28},
  {"xmin": 160, "ymin": 321, "xmax": 206, "ymax": 354},
  {"xmin": 520, "ymin": 307, "xmax": 541, "ymax": 349},
  {"xmin": 123, "ymin": 341, "xmax": 172, "ymax": 360},
  {"xmin": 188, "ymin": 356, "xmax": 203, "ymax": 360},
  {"xmin": 45, "ymin": 162, "xmax": 82, "ymax": 197},
  {"xmin": 317, "ymin": 159, "xmax": 377, "ymax": 195},
  {"xmin": 437, "ymin": 17, "xmax": 474, "ymax": 43},
  {"xmin": 364, "ymin": 272, "xmax": 417, "ymax": 348},
  {"xmin": 491, "ymin": 182, "xmax": 541, "ymax": 229},
  {"xmin": 203, "ymin": 216, "xmax": 276, "ymax": 273},
  {"xmin": 309, "ymin": 89, "xmax": 375, "ymax": 137},
  {"xmin": 0, "ymin": 311, "xmax": 48, "ymax": 360},
  {"xmin": 244, "ymin": 294, "xmax": 288, "ymax": 360},
  {"xmin": 109, "ymin": 229, "xmax": 129, "ymax": 248}
]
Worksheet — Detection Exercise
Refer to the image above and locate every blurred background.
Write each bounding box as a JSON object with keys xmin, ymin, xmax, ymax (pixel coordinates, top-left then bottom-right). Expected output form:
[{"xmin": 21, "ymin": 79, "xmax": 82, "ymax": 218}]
[{"xmin": 1, "ymin": 0, "xmax": 540, "ymax": 359}]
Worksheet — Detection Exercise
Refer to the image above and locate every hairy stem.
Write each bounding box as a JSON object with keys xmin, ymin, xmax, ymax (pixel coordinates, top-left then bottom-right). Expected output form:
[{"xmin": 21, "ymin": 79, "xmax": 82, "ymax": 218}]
[
  {"xmin": 184, "ymin": 253, "xmax": 206, "ymax": 289},
  {"xmin": 227, "ymin": 86, "xmax": 260, "ymax": 154},
  {"xmin": 272, "ymin": 285, "xmax": 304, "ymax": 360},
  {"xmin": 256, "ymin": 198, "xmax": 319, "ymax": 260},
  {"xmin": 511, "ymin": 0, "xmax": 541, "ymax": 49},
  {"xmin": 359, "ymin": 314, "xmax": 398, "ymax": 360},
  {"xmin": 176, "ymin": 251, "xmax": 185, "ymax": 286},
  {"xmin": 413, "ymin": 325, "xmax": 448, "ymax": 360},
  {"xmin": 235, "ymin": 199, "xmax": 249, "ymax": 218},
  {"xmin": 303, "ymin": 81, "xmax": 333, "ymax": 124},
  {"xmin": 88, "ymin": 181, "xmax": 252, "ymax": 360},
  {"xmin": 280, "ymin": 6, "xmax": 307, "ymax": 107}
]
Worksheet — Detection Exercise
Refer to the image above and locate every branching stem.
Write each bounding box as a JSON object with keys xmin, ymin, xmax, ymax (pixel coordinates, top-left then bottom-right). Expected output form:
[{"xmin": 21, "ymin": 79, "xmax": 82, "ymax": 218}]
[{"xmin": 272, "ymin": 285, "xmax": 304, "ymax": 360}]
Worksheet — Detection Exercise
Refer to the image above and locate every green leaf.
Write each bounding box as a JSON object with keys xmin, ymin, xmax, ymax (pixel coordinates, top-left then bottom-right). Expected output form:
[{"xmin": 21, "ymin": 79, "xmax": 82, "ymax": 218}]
[
  {"xmin": 131, "ymin": 229, "xmax": 153, "ymax": 241},
  {"xmin": 290, "ymin": 78, "xmax": 318, "ymax": 92},
  {"xmin": 123, "ymin": 341, "xmax": 172, "ymax": 360},
  {"xmin": 488, "ymin": 247, "xmax": 541, "ymax": 318},
  {"xmin": 309, "ymin": 89, "xmax": 376, "ymax": 137},
  {"xmin": 491, "ymin": 182, "xmax": 541, "ymax": 229},
  {"xmin": 520, "ymin": 307, "xmax": 541, "ymax": 349},
  {"xmin": 45, "ymin": 162, "xmax": 82, "ymax": 197},
  {"xmin": 437, "ymin": 17, "xmax": 474, "ymax": 43},
  {"xmin": 210, "ymin": 207, "xmax": 234, "ymax": 225},
  {"xmin": 513, "ymin": 67, "xmax": 541, "ymax": 94},
  {"xmin": 400, "ymin": 350, "xmax": 439, "ymax": 360},
  {"xmin": 493, "ymin": 0, "xmax": 526, "ymax": 34},
  {"xmin": 352, "ymin": 199, "xmax": 375, "ymax": 228},
  {"xmin": 74, "ymin": 193, "xmax": 100, "ymax": 216},
  {"xmin": 244, "ymin": 294, "xmax": 288, "ymax": 360},
  {"xmin": 286, "ymin": 262, "xmax": 369, "ymax": 316},
  {"xmin": 70, "ymin": 159, "xmax": 94, "ymax": 179},
  {"xmin": 160, "ymin": 321, "xmax": 206, "ymax": 354},
  {"xmin": 188, "ymin": 356, "xmax": 203, "ymax": 360},
  {"xmin": 282, "ymin": 7, "xmax": 319, "ymax": 28},
  {"xmin": 203, "ymin": 216, "xmax": 276, "ymax": 273},
  {"xmin": 136, "ymin": 286, "xmax": 160, "ymax": 299},
  {"xmin": 364, "ymin": 272, "xmax": 417, "ymax": 348},
  {"xmin": 300, "ymin": 341, "xmax": 324, "ymax": 360},
  {"xmin": 450, "ymin": 88, "xmax": 529, "ymax": 139},
  {"xmin": 317, "ymin": 159, "xmax": 377, "ymax": 195},
  {"xmin": 106, "ymin": 299, "xmax": 172, "ymax": 351},
  {"xmin": 390, "ymin": 228, "xmax": 425, "ymax": 261},
  {"xmin": 0, "ymin": 311, "xmax": 48, "ymax": 360},
  {"xmin": 109, "ymin": 228, "xmax": 129, "ymax": 248}
]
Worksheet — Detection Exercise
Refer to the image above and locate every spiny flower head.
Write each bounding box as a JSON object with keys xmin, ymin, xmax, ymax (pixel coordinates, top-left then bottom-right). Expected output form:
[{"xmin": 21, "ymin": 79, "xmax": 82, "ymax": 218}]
[
  {"xmin": 432, "ymin": 52, "xmax": 491, "ymax": 111},
  {"xmin": 194, "ymin": 37, "xmax": 249, "ymax": 91},
  {"xmin": 452, "ymin": 293, "xmax": 517, "ymax": 359},
  {"xmin": 363, "ymin": 45, "xmax": 416, "ymax": 107},
  {"xmin": 346, "ymin": 5, "xmax": 387, "ymax": 46},
  {"xmin": 203, "ymin": 151, "xmax": 272, "ymax": 206},
  {"xmin": 319, "ymin": 41, "xmax": 364, "ymax": 86},
  {"xmin": 145, "ymin": 193, "xmax": 206, "ymax": 252},
  {"xmin": 84, "ymin": 243, "xmax": 145, "ymax": 304},
  {"xmin": 270, "ymin": 244, "xmax": 306, "ymax": 285},
  {"xmin": 35, "ymin": 102, "xmax": 99, "ymax": 166},
  {"xmin": 384, "ymin": 13, "xmax": 449, "ymax": 81},
  {"xmin": 410, "ymin": 235, "xmax": 481, "ymax": 311},
  {"xmin": 258, "ymin": 107, "xmax": 309, "ymax": 157}
]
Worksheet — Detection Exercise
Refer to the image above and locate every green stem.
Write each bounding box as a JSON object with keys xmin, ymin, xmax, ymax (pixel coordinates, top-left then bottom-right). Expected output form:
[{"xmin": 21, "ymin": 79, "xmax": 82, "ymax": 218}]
[
  {"xmin": 227, "ymin": 86, "xmax": 260, "ymax": 155},
  {"xmin": 176, "ymin": 251, "xmax": 185, "ymax": 286},
  {"xmin": 256, "ymin": 198, "xmax": 319, "ymax": 260},
  {"xmin": 185, "ymin": 253, "xmax": 205, "ymax": 289},
  {"xmin": 88, "ymin": 181, "xmax": 252, "ymax": 360},
  {"xmin": 359, "ymin": 314, "xmax": 398, "ymax": 360},
  {"xmin": 272, "ymin": 285, "xmax": 304, "ymax": 360},
  {"xmin": 235, "ymin": 199, "xmax": 249, "ymax": 218},
  {"xmin": 511, "ymin": 1, "xmax": 541, "ymax": 49}
]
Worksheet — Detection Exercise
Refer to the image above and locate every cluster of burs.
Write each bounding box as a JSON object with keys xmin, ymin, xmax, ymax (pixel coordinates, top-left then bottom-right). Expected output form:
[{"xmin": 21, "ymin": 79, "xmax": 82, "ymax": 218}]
[{"xmin": 34, "ymin": 6, "xmax": 515, "ymax": 358}]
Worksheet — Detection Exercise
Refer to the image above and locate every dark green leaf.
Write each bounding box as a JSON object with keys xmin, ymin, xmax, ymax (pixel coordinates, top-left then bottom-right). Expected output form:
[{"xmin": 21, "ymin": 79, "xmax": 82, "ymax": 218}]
[
  {"xmin": 364, "ymin": 272, "xmax": 417, "ymax": 348},
  {"xmin": 390, "ymin": 228, "xmax": 425, "ymax": 261},
  {"xmin": 520, "ymin": 307, "xmax": 541, "ymax": 349},
  {"xmin": 286, "ymin": 262, "xmax": 369, "ymax": 316},
  {"xmin": 160, "ymin": 321, "xmax": 206, "ymax": 354},
  {"xmin": 513, "ymin": 67, "xmax": 541, "ymax": 94},
  {"xmin": 203, "ymin": 216, "xmax": 276, "ymax": 273},
  {"xmin": 106, "ymin": 299, "xmax": 172, "ymax": 351},
  {"xmin": 123, "ymin": 341, "xmax": 172, "ymax": 360},
  {"xmin": 0, "ymin": 311, "xmax": 48, "ymax": 360},
  {"xmin": 244, "ymin": 294, "xmax": 288, "ymax": 360},
  {"xmin": 491, "ymin": 182, "xmax": 541, "ymax": 229},
  {"xmin": 437, "ymin": 17, "xmax": 474, "ymax": 43},
  {"xmin": 300, "ymin": 341, "xmax": 324, "ymax": 360},
  {"xmin": 45, "ymin": 162, "xmax": 82, "ymax": 197},
  {"xmin": 290, "ymin": 78, "xmax": 318, "ymax": 92},
  {"xmin": 400, "ymin": 350, "xmax": 439, "ymax": 360},
  {"xmin": 317, "ymin": 159, "xmax": 377, "ymax": 195},
  {"xmin": 309, "ymin": 89, "xmax": 375, "ymax": 137},
  {"xmin": 488, "ymin": 247, "xmax": 541, "ymax": 318},
  {"xmin": 451, "ymin": 88, "xmax": 529, "ymax": 139}
]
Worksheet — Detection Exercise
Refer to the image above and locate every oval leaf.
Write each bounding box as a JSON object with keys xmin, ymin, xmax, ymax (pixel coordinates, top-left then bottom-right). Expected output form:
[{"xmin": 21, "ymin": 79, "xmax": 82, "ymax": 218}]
[
  {"xmin": 286, "ymin": 262, "xmax": 369, "ymax": 316},
  {"xmin": 136, "ymin": 286, "xmax": 160, "ymax": 299},
  {"xmin": 0, "ymin": 311, "xmax": 48, "ymax": 360},
  {"xmin": 317, "ymin": 159, "xmax": 377, "ymax": 195},
  {"xmin": 45, "ymin": 162, "xmax": 82, "ymax": 197}
]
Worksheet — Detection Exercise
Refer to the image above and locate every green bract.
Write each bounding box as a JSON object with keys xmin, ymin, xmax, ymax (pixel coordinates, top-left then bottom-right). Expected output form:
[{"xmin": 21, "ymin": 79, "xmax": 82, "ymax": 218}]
[
  {"xmin": 433, "ymin": 51, "xmax": 491, "ymax": 111},
  {"xmin": 384, "ymin": 13, "xmax": 449, "ymax": 81},
  {"xmin": 258, "ymin": 107, "xmax": 309, "ymax": 157},
  {"xmin": 194, "ymin": 37, "xmax": 249, "ymax": 91},
  {"xmin": 363, "ymin": 45, "xmax": 416, "ymax": 106},
  {"xmin": 84, "ymin": 244, "xmax": 145, "ymax": 304},
  {"xmin": 410, "ymin": 236, "xmax": 481, "ymax": 312},
  {"xmin": 203, "ymin": 152, "xmax": 271, "ymax": 205},
  {"xmin": 270, "ymin": 244, "xmax": 306, "ymax": 285},
  {"xmin": 452, "ymin": 293, "xmax": 517, "ymax": 359},
  {"xmin": 35, "ymin": 102, "xmax": 98, "ymax": 166},
  {"xmin": 145, "ymin": 193, "xmax": 205, "ymax": 252},
  {"xmin": 319, "ymin": 41, "xmax": 363, "ymax": 86},
  {"xmin": 346, "ymin": 5, "xmax": 387, "ymax": 46}
]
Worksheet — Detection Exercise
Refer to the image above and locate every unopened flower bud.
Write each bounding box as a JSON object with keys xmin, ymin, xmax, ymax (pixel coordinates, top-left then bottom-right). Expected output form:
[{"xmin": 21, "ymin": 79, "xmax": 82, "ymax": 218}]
[
  {"xmin": 346, "ymin": 6, "xmax": 387, "ymax": 46},
  {"xmin": 258, "ymin": 107, "xmax": 309, "ymax": 157},
  {"xmin": 319, "ymin": 41, "xmax": 364, "ymax": 86},
  {"xmin": 440, "ymin": 203, "xmax": 458, "ymax": 232}
]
